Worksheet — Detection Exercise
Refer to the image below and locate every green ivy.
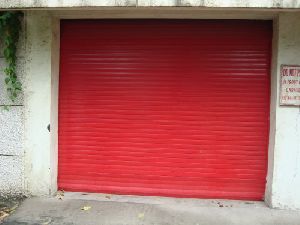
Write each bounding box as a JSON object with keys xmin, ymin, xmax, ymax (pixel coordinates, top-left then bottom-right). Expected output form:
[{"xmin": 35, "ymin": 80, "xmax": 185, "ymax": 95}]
[{"xmin": 0, "ymin": 11, "xmax": 23, "ymax": 106}]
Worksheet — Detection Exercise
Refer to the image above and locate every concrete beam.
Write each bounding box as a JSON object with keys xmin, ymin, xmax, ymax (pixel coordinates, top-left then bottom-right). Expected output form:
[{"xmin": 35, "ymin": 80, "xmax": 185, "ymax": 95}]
[{"xmin": 0, "ymin": 0, "xmax": 300, "ymax": 9}]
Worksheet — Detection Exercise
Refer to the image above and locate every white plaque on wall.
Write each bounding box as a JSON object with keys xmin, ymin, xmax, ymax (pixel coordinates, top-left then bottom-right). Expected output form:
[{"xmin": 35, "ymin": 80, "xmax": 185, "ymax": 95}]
[{"xmin": 280, "ymin": 65, "xmax": 300, "ymax": 106}]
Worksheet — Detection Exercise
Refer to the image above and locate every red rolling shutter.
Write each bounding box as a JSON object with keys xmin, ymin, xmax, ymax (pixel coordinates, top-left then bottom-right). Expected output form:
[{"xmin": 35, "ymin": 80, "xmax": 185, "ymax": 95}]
[{"xmin": 58, "ymin": 20, "xmax": 271, "ymax": 200}]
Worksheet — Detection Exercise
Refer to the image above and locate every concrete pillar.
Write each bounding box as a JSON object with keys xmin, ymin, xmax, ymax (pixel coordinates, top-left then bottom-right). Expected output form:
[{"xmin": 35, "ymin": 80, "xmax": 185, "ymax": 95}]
[
  {"xmin": 266, "ymin": 13, "xmax": 300, "ymax": 210},
  {"xmin": 24, "ymin": 11, "xmax": 54, "ymax": 196}
]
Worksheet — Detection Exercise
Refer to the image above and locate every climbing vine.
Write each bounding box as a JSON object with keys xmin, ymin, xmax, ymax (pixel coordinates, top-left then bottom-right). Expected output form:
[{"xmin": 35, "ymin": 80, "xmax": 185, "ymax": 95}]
[{"xmin": 0, "ymin": 11, "xmax": 23, "ymax": 105}]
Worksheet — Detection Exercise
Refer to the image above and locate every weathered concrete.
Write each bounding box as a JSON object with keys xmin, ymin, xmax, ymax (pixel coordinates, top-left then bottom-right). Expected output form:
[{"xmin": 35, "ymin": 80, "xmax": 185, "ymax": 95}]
[
  {"xmin": 0, "ymin": 107, "xmax": 23, "ymax": 157},
  {"xmin": 3, "ymin": 193, "xmax": 300, "ymax": 225},
  {"xmin": 51, "ymin": 8, "xmax": 277, "ymax": 20},
  {"xmin": 23, "ymin": 11, "xmax": 53, "ymax": 196},
  {"xmin": 265, "ymin": 12, "xmax": 300, "ymax": 210},
  {"xmin": 0, "ymin": 156, "xmax": 24, "ymax": 197},
  {"xmin": 1, "ymin": 0, "xmax": 300, "ymax": 9},
  {"xmin": 0, "ymin": 106, "xmax": 25, "ymax": 197},
  {"xmin": 0, "ymin": 20, "xmax": 26, "ymax": 198}
]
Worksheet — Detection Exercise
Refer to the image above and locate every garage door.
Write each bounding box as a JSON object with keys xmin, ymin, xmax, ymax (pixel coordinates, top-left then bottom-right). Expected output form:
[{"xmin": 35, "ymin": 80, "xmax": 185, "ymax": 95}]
[{"xmin": 58, "ymin": 20, "xmax": 271, "ymax": 200}]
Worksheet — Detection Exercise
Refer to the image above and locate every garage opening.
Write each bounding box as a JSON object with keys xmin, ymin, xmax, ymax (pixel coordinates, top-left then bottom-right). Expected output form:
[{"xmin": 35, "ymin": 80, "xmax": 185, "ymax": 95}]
[{"xmin": 58, "ymin": 20, "xmax": 271, "ymax": 200}]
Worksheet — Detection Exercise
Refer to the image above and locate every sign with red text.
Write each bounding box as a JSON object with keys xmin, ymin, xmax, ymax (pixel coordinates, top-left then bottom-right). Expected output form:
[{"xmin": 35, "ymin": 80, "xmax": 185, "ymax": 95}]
[{"xmin": 280, "ymin": 65, "xmax": 300, "ymax": 106}]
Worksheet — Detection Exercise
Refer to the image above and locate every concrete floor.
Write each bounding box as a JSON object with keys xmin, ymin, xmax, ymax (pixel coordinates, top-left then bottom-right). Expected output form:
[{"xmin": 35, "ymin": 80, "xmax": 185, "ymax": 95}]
[{"xmin": 2, "ymin": 192, "xmax": 300, "ymax": 225}]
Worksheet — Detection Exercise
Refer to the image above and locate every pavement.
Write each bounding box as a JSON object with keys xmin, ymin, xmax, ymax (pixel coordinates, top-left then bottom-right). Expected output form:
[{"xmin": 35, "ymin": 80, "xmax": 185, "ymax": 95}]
[
  {"xmin": 2, "ymin": 192, "xmax": 300, "ymax": 225},
  {"xmin": 0, "ymin": 197, "xmax": 24, "ymax": 224}
]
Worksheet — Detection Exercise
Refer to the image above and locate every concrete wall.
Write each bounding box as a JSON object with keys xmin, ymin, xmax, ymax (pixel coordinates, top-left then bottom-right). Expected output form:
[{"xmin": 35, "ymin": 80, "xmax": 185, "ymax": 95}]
[
  {"xmin": 265, "ymin": 13, "xmax": 300, "ymax": 210},
  {"xmin": 0, "ymin": 11, "xmax": 53, "ymax": 198},
  {"xmin": 24, "ymin": 11, "xmax": 54, "ymax": 196},
  {"xmin": 0, "ymin": 25, "xmax": 26, "ymax": 197},
  {"xmin": 1, "ymin": 0, "xmax": 300, "ymax": 8}
]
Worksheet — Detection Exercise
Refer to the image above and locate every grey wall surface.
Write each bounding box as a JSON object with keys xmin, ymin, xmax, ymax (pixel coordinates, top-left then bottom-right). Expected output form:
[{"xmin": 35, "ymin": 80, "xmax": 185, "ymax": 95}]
[
  {"xmin": 0, "ymin": 0, "xmax": 300, "ymax": 8},
  {"xmin": 0, "ymin": 27, "xmax": 26, "ymax": 198}
]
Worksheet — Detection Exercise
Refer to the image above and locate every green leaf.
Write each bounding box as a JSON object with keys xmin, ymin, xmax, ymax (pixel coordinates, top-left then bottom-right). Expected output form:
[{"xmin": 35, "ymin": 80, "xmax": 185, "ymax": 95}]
[
  {"xmin": 15, "ymin": 81, "xmax": 22, "ymax": 87},
  {"xmin": 5, "ymin": 77, "xmax": 10, "ymax": 84},
  {"xmin": 10, "ymin": 75, "xmax": 16, "ymax": 83}
]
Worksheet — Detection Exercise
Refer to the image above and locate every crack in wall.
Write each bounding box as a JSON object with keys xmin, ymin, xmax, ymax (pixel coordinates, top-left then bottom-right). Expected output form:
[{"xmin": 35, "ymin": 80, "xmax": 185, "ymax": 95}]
[{"xmin": 0, "ymin": 154, "xmax": 15, "ymax": 157}]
